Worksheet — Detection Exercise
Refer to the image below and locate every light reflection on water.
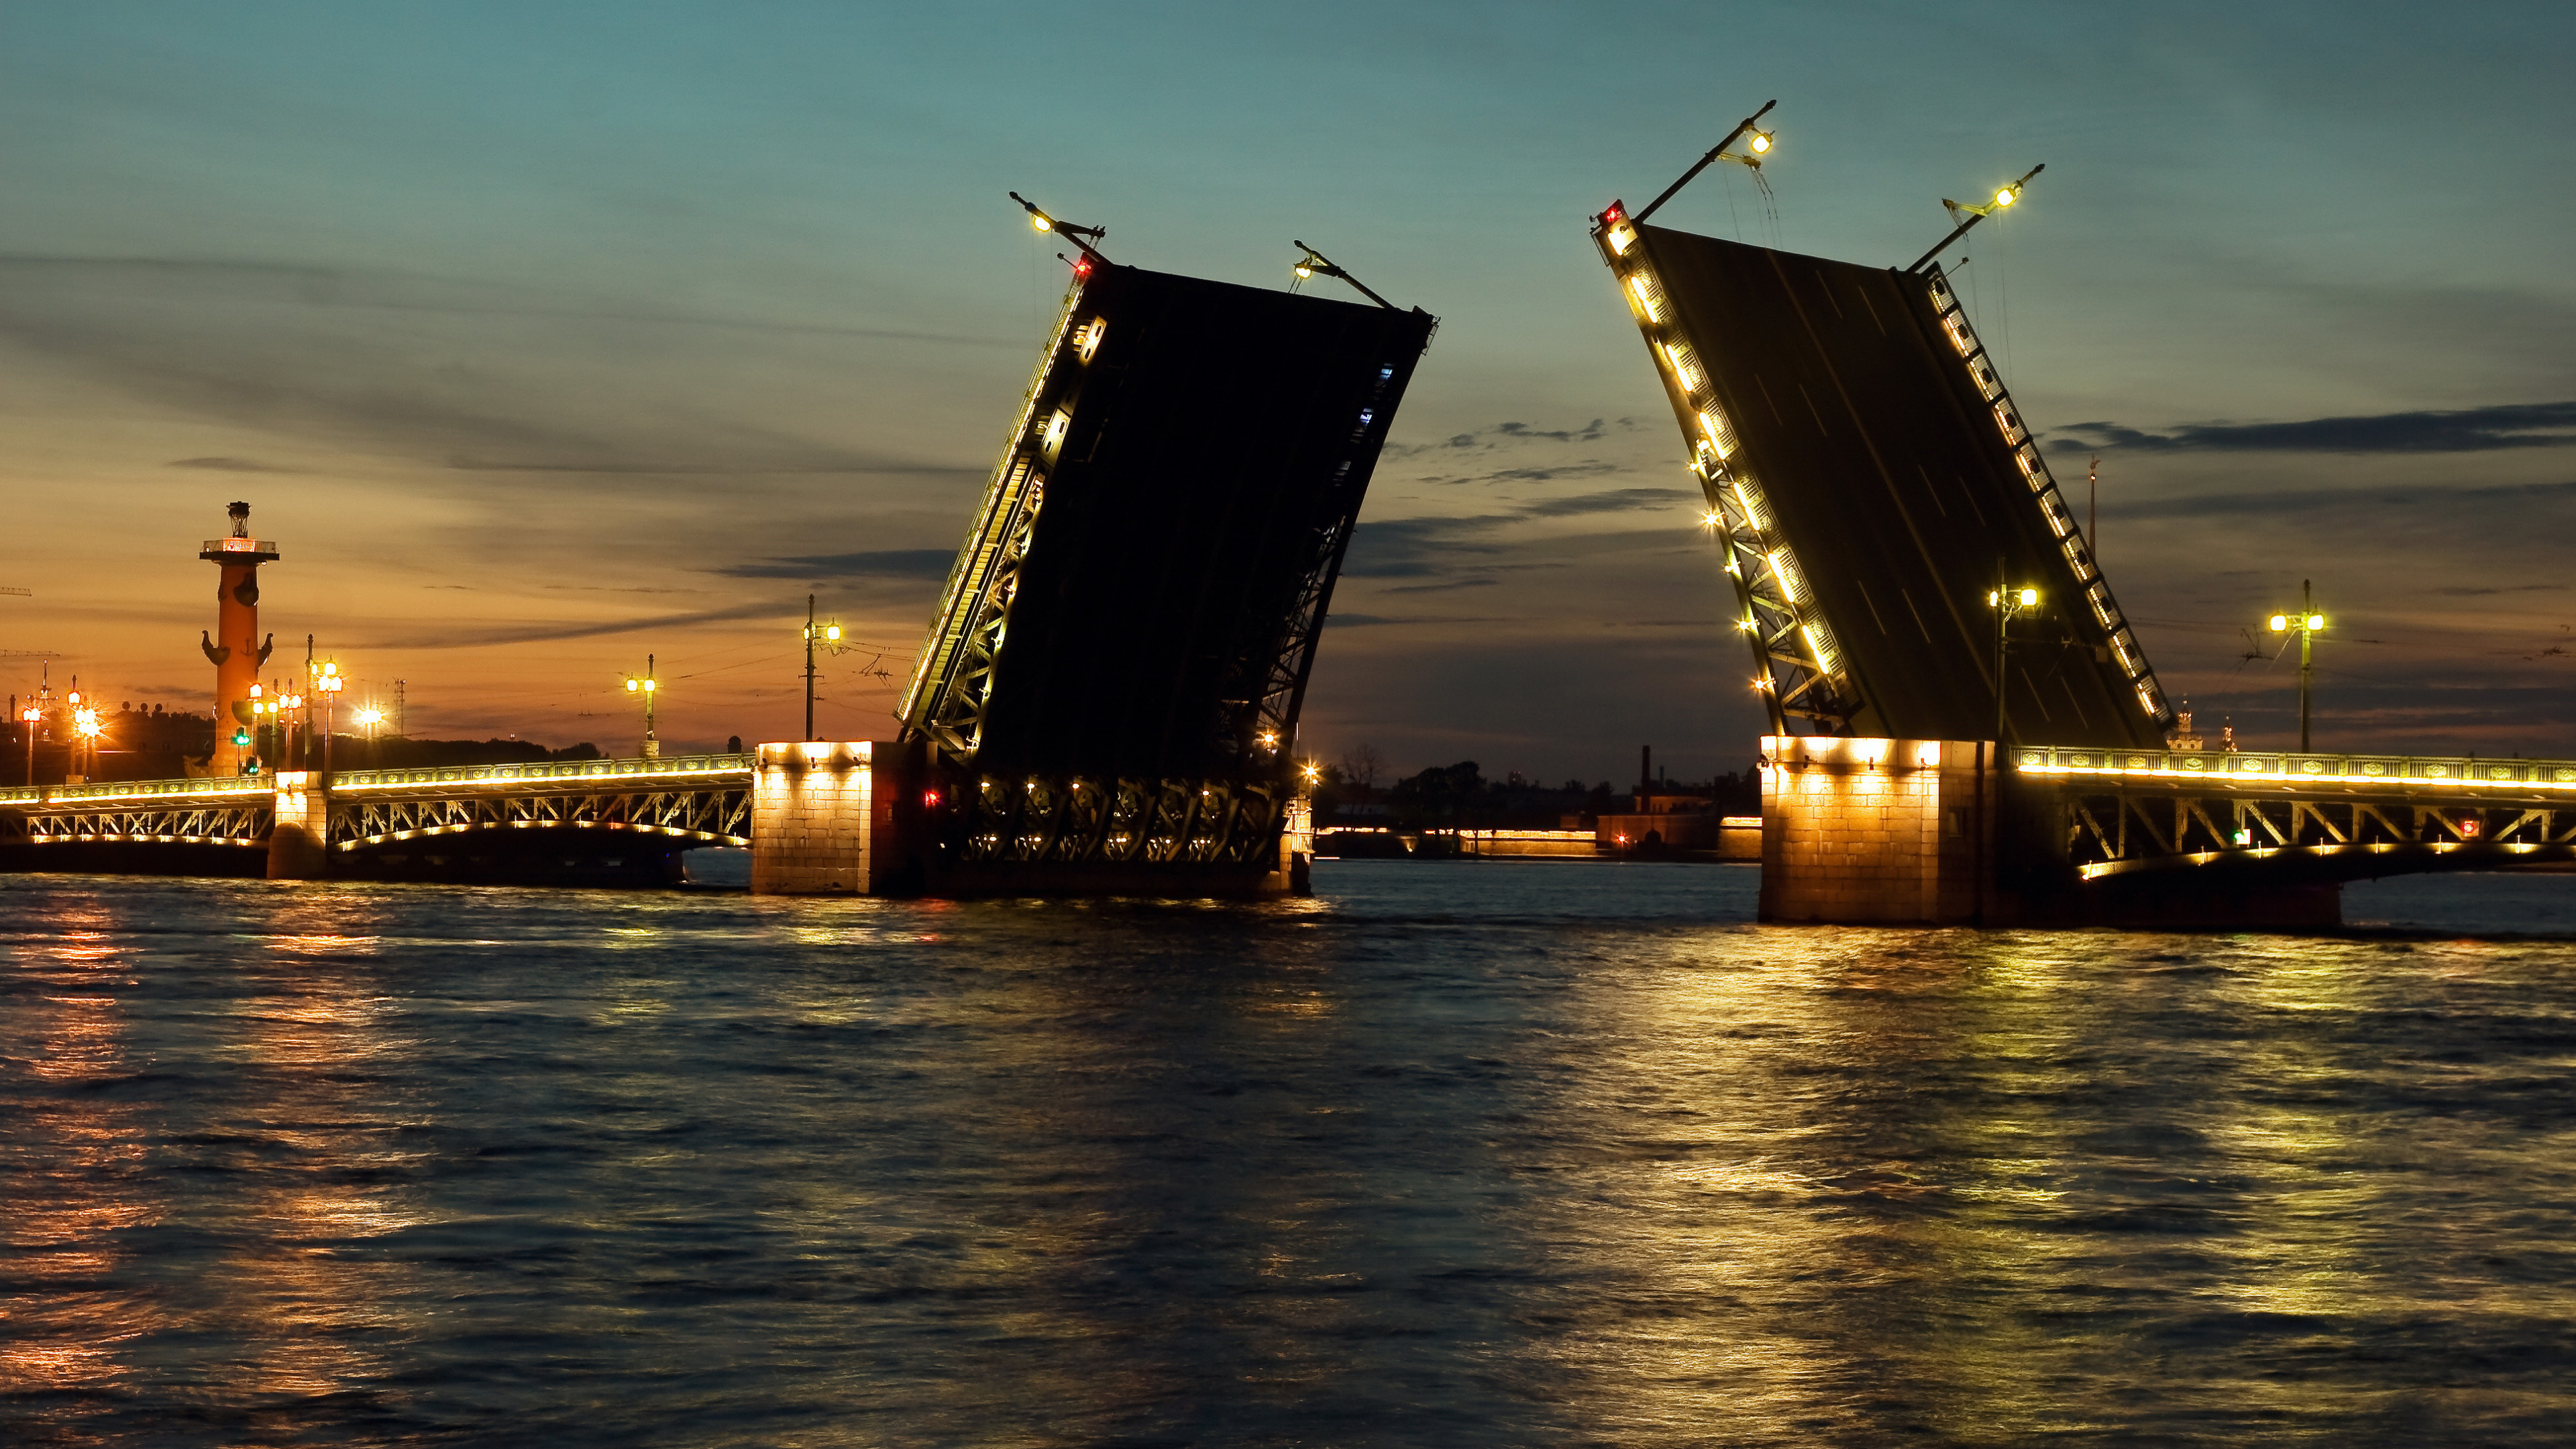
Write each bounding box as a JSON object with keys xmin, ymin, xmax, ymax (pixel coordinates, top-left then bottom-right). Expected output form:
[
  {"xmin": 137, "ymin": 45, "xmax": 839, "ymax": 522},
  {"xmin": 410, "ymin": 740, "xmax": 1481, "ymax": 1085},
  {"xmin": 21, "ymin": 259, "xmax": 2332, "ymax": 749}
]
[{"xmin": 1, "ymin": 863, "xmax": 2571, "ymax": 1446}]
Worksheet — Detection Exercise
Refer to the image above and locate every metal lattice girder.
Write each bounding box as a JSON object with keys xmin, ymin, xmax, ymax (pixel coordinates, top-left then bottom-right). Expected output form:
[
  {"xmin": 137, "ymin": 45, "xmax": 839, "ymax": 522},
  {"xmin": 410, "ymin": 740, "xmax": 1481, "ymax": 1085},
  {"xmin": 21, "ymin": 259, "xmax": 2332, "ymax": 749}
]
[
  {"xmin": 6, "ymin": 800, "xmax": 270, "ymax": 847},
  {"xmin": 1593, "ymin": 217, "xmax": 1858, "ymax": 735},
  {"xmin": 2019, "ymin": 745, "xmax": 2576, "ymax": 878},
  {"xmin": 956, "ymin": 773, "xmax": 1281, "ymax": 869},
  {"xmin": 333, "ymin": 783, "xmax": 749, "ymax": 851}
]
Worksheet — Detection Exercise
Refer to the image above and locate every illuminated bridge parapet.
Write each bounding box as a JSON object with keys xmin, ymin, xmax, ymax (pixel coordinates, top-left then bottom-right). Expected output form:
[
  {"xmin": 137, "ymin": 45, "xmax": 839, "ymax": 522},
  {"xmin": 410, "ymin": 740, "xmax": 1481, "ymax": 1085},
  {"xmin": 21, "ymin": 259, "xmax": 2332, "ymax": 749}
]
[
  {"xmin": 1, "ymin": 755, "xmax": 755, "ymax": 859},
  {"xmin": 2019, "ymin": 745, "xmax": 2576, "ymax": 881},
  {"xmin": 327, "ymin": 753, "xmax": 752, "ymax": 851}
]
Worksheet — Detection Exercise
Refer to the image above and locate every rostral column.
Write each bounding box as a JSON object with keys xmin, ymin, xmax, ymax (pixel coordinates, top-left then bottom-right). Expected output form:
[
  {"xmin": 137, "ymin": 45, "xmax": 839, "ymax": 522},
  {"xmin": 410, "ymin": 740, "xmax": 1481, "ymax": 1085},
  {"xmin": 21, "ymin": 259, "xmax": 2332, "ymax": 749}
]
[{"xmin": 199, "ymin": 501, "xmax": 278, "ymax": 775}]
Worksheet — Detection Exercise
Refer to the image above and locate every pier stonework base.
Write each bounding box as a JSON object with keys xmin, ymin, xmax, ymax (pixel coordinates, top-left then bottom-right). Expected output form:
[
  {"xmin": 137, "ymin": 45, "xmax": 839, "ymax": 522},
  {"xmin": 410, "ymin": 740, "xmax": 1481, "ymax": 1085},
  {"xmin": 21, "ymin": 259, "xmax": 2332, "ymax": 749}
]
[
  {"xmin": 751, "ymin": 741, "xmax": 881, "ymax": 896},
  {"xmin": 266, "ymin": 772, "xmax": 330, "ymax": 879},
  {"xmin": 1758, "ymin": 737, "xmax": 1994, "ymax": 925}
]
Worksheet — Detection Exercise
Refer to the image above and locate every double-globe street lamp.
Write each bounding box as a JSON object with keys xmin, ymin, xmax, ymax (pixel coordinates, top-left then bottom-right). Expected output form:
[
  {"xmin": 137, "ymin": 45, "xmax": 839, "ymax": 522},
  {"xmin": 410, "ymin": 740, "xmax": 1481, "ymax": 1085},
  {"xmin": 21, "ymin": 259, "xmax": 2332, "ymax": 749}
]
[
  {"xmin": 625, "ymin": 656, "xmax": 659, "ymax": 758},
  {"xmin": 2267, "ymin": 580, "xmax": 2328, "ymax": 752},
  {"xmin": 802, "ymin": 594, "xmax": 853, "ymax": 743},
  {"xmin": 1988, "ymin": 578, "xmax": 2043, "ymax": 744}
]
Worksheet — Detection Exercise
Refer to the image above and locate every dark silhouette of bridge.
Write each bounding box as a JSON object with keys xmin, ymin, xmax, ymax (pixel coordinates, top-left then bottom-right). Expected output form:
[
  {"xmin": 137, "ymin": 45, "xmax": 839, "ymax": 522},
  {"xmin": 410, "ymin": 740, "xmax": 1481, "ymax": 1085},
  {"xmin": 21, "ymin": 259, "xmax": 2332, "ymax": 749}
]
[{"xmin": 1589, "ymin": 127, "xmax": 2570, "ymax": 926}]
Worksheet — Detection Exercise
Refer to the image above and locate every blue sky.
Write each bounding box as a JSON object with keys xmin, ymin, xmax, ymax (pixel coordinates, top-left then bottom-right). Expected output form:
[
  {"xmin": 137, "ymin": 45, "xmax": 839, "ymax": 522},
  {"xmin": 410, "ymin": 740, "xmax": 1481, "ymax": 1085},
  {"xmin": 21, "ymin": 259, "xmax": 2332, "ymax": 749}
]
[{"xmin": 5, "ymin": 1, "xmax": 2572, "ymax": 777}]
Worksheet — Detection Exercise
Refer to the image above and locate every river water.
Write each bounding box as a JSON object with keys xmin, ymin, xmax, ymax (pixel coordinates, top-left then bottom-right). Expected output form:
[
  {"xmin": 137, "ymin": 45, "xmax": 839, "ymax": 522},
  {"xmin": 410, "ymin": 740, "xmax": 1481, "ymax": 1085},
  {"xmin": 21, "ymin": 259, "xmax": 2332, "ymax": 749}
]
[{"xmin": 3, "ymin": 862, "xmax": 2571, "ymax": 1446}]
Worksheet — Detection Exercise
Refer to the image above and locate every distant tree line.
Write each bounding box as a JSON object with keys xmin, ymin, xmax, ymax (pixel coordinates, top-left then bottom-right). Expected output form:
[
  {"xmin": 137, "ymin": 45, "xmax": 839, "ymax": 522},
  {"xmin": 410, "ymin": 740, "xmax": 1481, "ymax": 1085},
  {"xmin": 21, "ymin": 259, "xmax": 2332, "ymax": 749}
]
[{"xmin": 1313, "ymin": 747, "xmax": 1760, "ymax": 832}]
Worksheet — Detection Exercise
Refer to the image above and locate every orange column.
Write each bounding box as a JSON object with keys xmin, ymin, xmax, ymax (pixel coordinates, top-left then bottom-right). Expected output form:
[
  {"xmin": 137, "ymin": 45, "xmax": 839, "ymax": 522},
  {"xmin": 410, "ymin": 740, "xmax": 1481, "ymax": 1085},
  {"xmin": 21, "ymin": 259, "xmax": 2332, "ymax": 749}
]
[{"xmin": 199, "ymin": 502, "xmax": 279, "ymax": 777}]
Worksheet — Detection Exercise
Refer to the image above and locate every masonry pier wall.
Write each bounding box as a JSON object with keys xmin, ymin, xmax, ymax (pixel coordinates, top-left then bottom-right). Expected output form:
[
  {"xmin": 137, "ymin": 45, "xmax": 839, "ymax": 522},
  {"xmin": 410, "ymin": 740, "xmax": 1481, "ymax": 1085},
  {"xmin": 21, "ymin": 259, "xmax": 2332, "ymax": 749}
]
[
  {"xmin": 1759, "ymin": 737, "xmax": 1992, "ymax": 924},
  {"xmin": 266, "ymin": 771, "xmax": 329, "ymax": 879}
]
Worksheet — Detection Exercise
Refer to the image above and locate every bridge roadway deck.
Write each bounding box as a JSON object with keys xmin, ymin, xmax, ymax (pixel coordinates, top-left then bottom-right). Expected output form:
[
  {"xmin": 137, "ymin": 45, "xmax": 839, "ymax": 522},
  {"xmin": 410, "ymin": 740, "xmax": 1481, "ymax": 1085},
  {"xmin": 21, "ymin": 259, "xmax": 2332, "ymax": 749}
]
[
  {"xmin": 2018, "ymin": 744, "xmax": 2576, "ymax": 883},
  {"xmin": 1, "ymin": 753, "xmax": 754, "ymax": 860}
]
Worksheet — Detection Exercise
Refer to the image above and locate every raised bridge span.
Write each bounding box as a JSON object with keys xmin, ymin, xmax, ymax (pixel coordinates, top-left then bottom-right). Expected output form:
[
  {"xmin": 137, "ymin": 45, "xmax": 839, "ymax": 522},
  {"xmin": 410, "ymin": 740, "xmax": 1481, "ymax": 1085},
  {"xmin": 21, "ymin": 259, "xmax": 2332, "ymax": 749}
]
[
  {"xmin": 6, "ymin": 202, "xmax": 1435, "ymax": 898},
  {"xmin": 1591, "ymin": 132, "xmax": 2568, "ymax": 926}
]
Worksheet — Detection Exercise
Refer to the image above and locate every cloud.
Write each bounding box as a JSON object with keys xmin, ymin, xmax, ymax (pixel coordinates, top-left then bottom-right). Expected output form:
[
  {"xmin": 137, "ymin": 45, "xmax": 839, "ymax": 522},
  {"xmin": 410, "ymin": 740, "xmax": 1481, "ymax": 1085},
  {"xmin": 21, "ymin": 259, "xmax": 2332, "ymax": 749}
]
[
  {"xmin": 1325, "ymin": 614, "xmax": 1507, "ymax": 629},
  {"xmin": 1379, "ymin": 578, "xmax": 1499, "ymax": 595},
  {"xmin": 541, "ymin": 584, "xmax": 705, "ymax": 594},
  {"xmin": 1342, "ymin": 486, "xmax": 1697, "ymax": 581},
  {"xmin": 2049, "ymin": 401, "xmax": 2576, "ymax": 454},
  {"xmin": 354, "ymin": 600, "xmax": 798, "ymax": 649},
  {"xmin": 0, "ymin": 254, "xmax": 979, "ymax": 484},
  {"xmin": 1516, "ymin": 486, "xmax": 1690, "ymax": 519},
  {"xmin": 170, "ymin": 455, "xmax": 290, "ymax": 472},
  {"xmin": 2432, "ymin": 583, "xmax": 2569, "ymax": 597},
  {"xmin": 1340, "ymin": 515, "xmax": 1508, "ymax": 578},
  {"xmin": 1387, "ymin": 416, "xmax": 1642, "ymax": 458},
  {"xmin": 714, "ymin": 548, "xmax": 959, "ymax": 582},
  {"xmin": 2107, "ymin": 478, "xmax": 2576, "ymax": 521},
  {"xmin": 1409, "ymin": 460, "xmax": 1624, "ymax": 487}
]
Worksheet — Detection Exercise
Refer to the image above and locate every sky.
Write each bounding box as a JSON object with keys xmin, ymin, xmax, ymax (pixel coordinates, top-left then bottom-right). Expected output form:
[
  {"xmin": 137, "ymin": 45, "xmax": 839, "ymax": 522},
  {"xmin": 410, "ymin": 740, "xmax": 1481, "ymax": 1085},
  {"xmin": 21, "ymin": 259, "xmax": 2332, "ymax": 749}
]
[{"xmin": 4, "ymin": 0, "xmax": 2572, "ymax": 783}]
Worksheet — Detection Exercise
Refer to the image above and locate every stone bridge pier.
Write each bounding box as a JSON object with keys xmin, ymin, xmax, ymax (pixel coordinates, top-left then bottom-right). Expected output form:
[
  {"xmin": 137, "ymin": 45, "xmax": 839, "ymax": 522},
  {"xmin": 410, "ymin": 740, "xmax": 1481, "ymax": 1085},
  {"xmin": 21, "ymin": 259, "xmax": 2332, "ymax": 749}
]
[
  {"xmin": 1759, "ymin": 736, "xmax": 2361, "ymax": 929},
  {"xmin": 1758, "ymin": 737, "xmax": 1993, "ymax": 926},
  {"xmin": 748, "ymin": 740, "xmax": 930, "ymax": 896}
]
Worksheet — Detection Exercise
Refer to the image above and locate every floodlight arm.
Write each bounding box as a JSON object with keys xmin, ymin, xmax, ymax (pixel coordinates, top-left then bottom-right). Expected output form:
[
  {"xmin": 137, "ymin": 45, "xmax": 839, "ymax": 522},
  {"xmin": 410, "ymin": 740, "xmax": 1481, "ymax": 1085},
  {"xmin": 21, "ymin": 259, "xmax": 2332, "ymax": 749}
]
[
  {"xmin": 1906, "ymin": 164, "xmax": 2043, "ymax": 274},
  {"xmin": 1292, "ymin": 241, "xmax": 1397, "ymax": 310},
  {"xmin": 1010, "ymin": 191, "xmax": 1112, "ymax": 265},
  {"xmin": 1633, "ymin": 99, "xmax": 1777, "ymax": 225}
]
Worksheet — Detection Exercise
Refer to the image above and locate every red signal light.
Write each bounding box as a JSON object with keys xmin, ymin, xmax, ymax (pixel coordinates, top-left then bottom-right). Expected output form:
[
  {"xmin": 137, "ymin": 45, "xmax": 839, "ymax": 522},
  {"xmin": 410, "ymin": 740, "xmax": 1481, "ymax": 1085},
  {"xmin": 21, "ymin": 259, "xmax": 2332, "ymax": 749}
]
[
  {"xmin": 1603, "ymin": 202, "xmax": 1625, "ymax": 223},
  {"xmin": 1072, "ymin": 255, "xmax": 1093, "ymax": 280},
  {"xmin": 922, "ymin": 790, "xmax": 941, "ymax": 807}
]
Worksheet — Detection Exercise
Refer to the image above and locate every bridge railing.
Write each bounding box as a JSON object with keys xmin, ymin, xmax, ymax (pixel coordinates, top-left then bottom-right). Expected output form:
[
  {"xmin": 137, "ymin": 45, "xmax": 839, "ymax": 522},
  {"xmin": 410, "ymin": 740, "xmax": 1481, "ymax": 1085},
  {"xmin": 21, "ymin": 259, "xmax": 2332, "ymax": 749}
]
[
  {"xmin": 329, "ymin": 753, "xmax": 754, "ymax": 792},
  {"xmin": 2017, "ymin": 745, "xmax": 2576, "ymax": 792},
  {"xmin": 0, "ymin": 753, "xmax": 756, "ymax": 810},
  {"xmin": 0, "ymin": 776, "xmax": 273, "ymax": 809}
]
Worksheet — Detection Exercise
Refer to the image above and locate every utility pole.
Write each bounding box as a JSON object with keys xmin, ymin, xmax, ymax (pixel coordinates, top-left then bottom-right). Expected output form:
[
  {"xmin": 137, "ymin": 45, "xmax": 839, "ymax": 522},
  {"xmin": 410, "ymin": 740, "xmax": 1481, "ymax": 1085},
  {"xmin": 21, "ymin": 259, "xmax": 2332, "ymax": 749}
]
[
  {"xmin": 2298, "ymin": 579, "xmax": 2316, "ymax": 753},
  {"xmin": 804, "ymin": 594, "xmax": 818, "ymax": 743},
  {"xmin": 393, "ymin": 679, "xmax": 406, "ymax": 739},
  {"xmin": 625, "ymin": 657, "xmax": 659, "ymax": 758},
  {"xmin": 1995, "ymin": 560, "xmax": 2012, "ymax": 745},
  {"xmin": 1990, "ymin": 563, "xmax": 2039, "ymax": 745},
  {"xmin": 2265, "ymin": 583, "xmax": 2326, "ymax": 753},
  {"xmin": 2088, "ymin": 455, "xmax": 2099, "ymax": 560}
]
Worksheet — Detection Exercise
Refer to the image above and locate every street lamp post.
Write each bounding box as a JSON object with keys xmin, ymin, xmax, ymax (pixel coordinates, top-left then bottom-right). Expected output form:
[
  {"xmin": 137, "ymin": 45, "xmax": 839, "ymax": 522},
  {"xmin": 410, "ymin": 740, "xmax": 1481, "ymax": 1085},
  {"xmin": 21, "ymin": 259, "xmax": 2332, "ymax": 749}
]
[
  {"xmin": 1988, "ymin": 566, "xmax": 2041, "ymax": 744},
  {"xmin": 250, "ymin": 684, "xmax": 273, "ymax": 773},
  {"xmin": 18, "ymin": 700, "xmax": 39, "ymax": 787},
  {"xmin": 625, "ymin": 655, "xmax": 659, "ymax": 758},
  {"xmin": 316, "ymin": 661, "xmax": 343, "ymax": 776},
  {"xmin": 281, "ymin": 688, "xmax": 303, "ymax": 771},
  {"xmin": 2267, "ymin": 580, "xmax": 2327, "ymax": 752},
  {"xmin": 353, "ymin": 706, "xmax": 382, "ymax": 768},
  {"xmin": 802, "ymin": 595, "xmax": 845, "ymax": 743},
  {"xmin": 72, "ymin": 706, "xmax": 100, "ymax": 782}
]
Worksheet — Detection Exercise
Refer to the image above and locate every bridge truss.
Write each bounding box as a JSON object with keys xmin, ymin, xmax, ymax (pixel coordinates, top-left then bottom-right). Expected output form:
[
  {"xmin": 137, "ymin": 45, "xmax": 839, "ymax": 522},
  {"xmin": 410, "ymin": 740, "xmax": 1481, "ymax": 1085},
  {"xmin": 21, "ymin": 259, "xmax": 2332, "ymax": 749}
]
[
  {"xmin": 2023, "ymin": 746, "xmax": 2576, "ymax": 880},
  {"xmin": 4, "ymin": 798, "xmax": 271, "ymax": 849},
  {"xmin": 327, "ymin": 756, "xmax": 751, "ymax": 853},
  {"xmin": 957, "ymin": 775, "xmax": 1282, "ymax": 869}
]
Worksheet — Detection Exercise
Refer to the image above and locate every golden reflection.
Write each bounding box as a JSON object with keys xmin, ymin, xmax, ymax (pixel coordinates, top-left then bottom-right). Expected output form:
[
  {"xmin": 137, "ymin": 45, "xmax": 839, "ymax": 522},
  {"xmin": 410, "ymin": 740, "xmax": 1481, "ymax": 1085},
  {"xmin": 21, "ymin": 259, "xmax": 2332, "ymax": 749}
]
[
  {"xmin": 161, "ymin": 894, "xmax": 425, "ymax": 1402},
  {"xmin": 1, "ymin": 910, "xmax": 153, "ymax": 1401}
]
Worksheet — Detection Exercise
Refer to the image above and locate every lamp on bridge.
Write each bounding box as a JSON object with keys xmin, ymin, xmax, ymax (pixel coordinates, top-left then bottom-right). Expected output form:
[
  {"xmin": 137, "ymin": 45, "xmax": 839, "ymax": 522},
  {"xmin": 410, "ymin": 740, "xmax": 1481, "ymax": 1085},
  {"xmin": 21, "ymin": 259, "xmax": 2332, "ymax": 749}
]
[
  {"xmin": 17, "ymin": 699, "xmax": 40, "ymax": 788},
  {"xmin": 70, "ymin": 700, "xmax": 101, "ymax": 784},
  {"xmin": 315, "ymin": 661, "xmax": 344, "ymax": 775},
  {"xmin": 802, "ymin": 595, "xmax": 849, "ymax": 743},
  {"xmin": 2267, "ymin": 580, "xmax": 2327, "ymax": 752},
  {"xmin": 1988, "ymin": 580, "xmax": 2043, "ymax": 744},
  {"xmin": 625, "ymin": 656, "xmax": 659, "ymax": 759}
]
